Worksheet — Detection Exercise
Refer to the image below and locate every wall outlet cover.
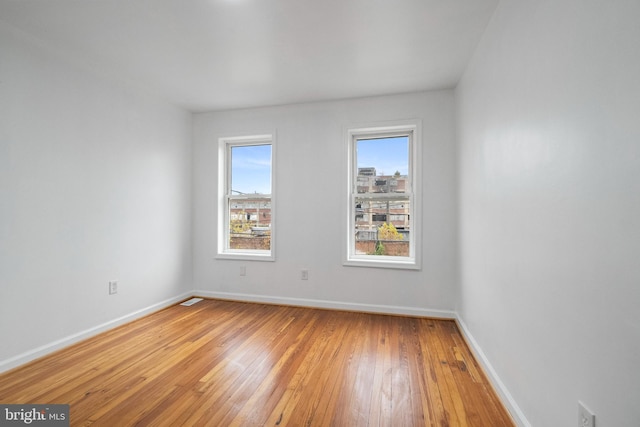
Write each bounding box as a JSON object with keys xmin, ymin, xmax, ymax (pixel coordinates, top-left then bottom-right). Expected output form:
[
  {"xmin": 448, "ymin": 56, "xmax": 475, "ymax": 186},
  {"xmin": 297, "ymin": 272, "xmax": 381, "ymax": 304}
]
[
  {"xmin": 578, "ymin": 401, "xmax": 595, "ymax": 427},
  {"xmin": 108, "ymin": 281, "xmax": 118, "ymax": 295}
]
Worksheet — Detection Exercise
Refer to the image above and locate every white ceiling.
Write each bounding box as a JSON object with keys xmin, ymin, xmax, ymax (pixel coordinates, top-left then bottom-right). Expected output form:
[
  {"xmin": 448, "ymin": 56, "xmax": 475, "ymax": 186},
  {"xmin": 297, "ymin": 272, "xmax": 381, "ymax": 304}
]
[{"xmin": 0, "ymin": 0, "xmax": 498, "ymax": 112}]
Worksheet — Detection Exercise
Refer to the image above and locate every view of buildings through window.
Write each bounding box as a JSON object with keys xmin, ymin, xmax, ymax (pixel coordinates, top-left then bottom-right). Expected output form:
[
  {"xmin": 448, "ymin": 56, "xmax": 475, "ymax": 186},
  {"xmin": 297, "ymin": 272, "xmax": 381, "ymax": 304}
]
[
  {"xmin": 354, "ymin": 136, "xmax": 411, "ymax": 257},
  {"xmin": 221, "ymin": 133, "xmax": 413, "ymax": 260},
  {"xmin": 226, "ymin": 142, "xmax": 272, "ymax": 252}
]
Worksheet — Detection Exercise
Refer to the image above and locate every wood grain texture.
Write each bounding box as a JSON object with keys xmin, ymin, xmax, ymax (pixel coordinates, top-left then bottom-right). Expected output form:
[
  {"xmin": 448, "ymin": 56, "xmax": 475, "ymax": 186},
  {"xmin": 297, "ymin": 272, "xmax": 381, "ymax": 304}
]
[{"xmin": 0, "ymin": 299, "xmax": 514, "ymax": 426}]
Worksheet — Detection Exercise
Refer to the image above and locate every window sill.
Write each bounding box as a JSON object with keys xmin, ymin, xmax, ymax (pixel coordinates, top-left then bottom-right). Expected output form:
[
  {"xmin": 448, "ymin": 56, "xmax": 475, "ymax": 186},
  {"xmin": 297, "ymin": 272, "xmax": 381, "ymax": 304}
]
[
  {"xmin": 216, "ymin": 251, "xmax": 275, "ymax": 262},
  {"xmin": 343, "ymin": 256, "xmax": 420, "ymax": 270}
]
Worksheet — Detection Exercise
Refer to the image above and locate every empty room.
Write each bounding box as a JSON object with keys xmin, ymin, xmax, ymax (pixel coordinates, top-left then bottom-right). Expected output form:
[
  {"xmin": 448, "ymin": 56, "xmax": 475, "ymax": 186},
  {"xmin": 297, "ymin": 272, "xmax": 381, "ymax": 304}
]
[{"xmin": 1, "ymin": 0, "xmax": 638, "ymax": 426}]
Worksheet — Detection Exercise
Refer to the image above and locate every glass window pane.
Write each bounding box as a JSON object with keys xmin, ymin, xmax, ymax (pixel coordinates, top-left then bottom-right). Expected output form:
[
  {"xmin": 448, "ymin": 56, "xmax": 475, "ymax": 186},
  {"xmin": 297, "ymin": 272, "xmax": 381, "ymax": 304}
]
[
  {"xmin": 231, "ymin": 144, "xmax": 271, "ymax": 195},
  {"xmin": 354, "ymin": 197, "xmax": 410, "ymax": 257},
  {"xmin": 228, "ymin": 199, "xmax": 271, "ymax": 250},
  {"xmin": 356, "ymin": 136, "xmax": 408, "ymax": 195}
]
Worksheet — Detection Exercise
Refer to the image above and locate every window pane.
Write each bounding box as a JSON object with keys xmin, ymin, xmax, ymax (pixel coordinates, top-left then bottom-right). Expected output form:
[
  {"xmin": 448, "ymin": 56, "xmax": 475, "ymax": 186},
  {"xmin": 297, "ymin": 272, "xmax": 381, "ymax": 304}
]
[
  {"xmin": 356, "ymin": 136, "xmax": 408, "ymax": 195},
  {"xmin": 354, "ymin": 197, "xmax": 410, "ymax": 257},
  {"xmin": 228, "ymin": 198, "xmax": 271, "ymax": 250},
  {"xmin": 231, "ymin": 144, "xmax": 271, "ymax": 195}
]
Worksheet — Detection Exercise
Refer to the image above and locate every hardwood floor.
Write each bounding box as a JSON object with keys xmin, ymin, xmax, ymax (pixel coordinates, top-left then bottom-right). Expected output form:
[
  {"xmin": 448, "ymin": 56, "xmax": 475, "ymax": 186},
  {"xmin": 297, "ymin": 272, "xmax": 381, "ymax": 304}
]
[{"xmin": 0, "ymin": 299, "xmax": 514, "ymax": 426}]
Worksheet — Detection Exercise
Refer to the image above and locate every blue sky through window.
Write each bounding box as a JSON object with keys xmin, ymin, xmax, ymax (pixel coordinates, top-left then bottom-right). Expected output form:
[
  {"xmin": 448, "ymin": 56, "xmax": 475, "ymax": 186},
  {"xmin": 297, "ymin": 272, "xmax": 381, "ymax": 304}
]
[
  {"xmin": 228, "ymin": 137, "xmax": 407, "ymax": 195},
  {"xmin": 231, "ymin": 144, "xmax": 271, "ymax": 195},
  {"xmin": 357, "ymin": 136, "xmax": 409, "ymax": 176}
]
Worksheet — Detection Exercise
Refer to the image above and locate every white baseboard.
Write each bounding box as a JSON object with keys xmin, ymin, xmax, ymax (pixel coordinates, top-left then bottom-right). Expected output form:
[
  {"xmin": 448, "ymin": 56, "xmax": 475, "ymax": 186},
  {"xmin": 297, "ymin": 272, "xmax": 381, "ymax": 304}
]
[
  {"xmin": 455, "ymin": 315, "xmax": 531, "ymax": 427},
  {"xmin": 0, "ymin": 292, "xmax": 192, "ymax": 374},
  {"xmin": 193, "ymin": 290, "xmax": 456, "ymax": 319}
]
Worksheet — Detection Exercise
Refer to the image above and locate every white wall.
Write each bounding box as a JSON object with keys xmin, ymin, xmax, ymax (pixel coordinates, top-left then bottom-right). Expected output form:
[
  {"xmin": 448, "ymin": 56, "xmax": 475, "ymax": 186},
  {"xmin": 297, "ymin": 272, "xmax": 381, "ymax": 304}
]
[
  {"xmin": 456, "ymin": 1, "xmax": 640, "ymax": 426},
  {"xmin": 8, "ymin": 2, "xmax": 640, "ymax": 423},
  {"xmin": 193, "ymin": 91, "xmax": 458, "ymax": 315},
  {"xmin": 0, "ymin": 22, "xmax": 193, "ymax": 370}
]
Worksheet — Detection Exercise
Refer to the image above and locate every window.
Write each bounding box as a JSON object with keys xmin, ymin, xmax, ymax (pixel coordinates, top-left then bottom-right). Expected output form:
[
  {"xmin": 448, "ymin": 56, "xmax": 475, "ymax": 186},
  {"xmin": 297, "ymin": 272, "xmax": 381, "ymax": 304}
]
[
  {"xmin": 218, "ymin": 134, "xmax": 275, "ymax": 260},
  {"xmin": 345, "ymin": 123, "xmax": 420, "ymax": 269}
]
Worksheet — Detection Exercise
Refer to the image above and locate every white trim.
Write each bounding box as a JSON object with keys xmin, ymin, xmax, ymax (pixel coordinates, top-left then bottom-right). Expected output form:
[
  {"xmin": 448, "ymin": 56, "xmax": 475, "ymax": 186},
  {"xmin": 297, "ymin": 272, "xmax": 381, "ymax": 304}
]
[
  {"xmin": 455, "ymin": 315, "xmax": 531, "ymax": 427},
  {"xmin": 215, "ymin": 252, "xmax": 274, "ymax": 262},
  {"xmin": 343, "ymin": 257, "xmax": 419, "ymax": 270},
  {"xmin": 0, "ymin": 291, "xmax": 192, "ymax": 374},
  {"xmin": 193, "ymin": 290, "xmax": 454, "ymax": 319}
]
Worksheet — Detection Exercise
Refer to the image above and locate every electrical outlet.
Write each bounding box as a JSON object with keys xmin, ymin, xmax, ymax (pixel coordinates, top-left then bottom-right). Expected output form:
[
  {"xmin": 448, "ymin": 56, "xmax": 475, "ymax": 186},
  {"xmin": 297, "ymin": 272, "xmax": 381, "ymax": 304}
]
[
  {"xmin": 108, "ymin": 281, "xmax": 118, "ymax": 295},
  {"xmin": 240, "ymin": 266, "xmax": 246, "ymax": 276},
  {"xmin": 578, "ymin": 401, "xmax": 595, "ymax": 427},
  {"xmin": 301, "ymin": 270, "xmax": 308, "ymax": 280}
]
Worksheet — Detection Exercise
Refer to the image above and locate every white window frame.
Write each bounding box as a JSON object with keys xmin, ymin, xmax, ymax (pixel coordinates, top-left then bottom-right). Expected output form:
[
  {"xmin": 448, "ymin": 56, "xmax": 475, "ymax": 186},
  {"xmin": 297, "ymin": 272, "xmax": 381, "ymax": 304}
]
[
  {"xmin": 217, "ymin": 134, "xmax": 275, "ymax": 261},
  {"xmin": 344, "ymin": 121, "xmax": 421, "ymax": 269}
]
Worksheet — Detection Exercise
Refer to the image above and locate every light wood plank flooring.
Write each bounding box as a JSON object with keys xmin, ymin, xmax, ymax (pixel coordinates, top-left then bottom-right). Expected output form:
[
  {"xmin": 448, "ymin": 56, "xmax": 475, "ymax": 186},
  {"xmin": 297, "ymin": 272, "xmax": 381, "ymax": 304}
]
[{"xmin": 0, "ymin": 299, "xmax": 514, "ymax": 426}]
